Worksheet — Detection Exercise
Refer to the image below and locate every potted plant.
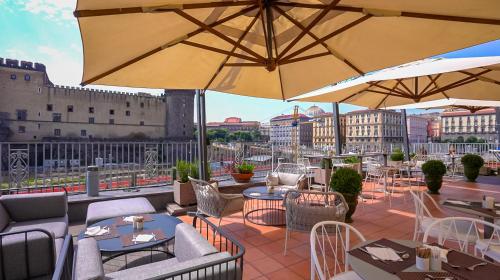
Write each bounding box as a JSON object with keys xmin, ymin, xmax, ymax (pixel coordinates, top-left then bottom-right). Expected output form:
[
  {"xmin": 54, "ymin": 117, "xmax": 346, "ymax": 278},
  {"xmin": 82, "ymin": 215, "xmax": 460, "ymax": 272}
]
[
  {"xmin": 231, "ymin": 161, "xmax": 255, "ymax": 183},
  {"xmin": 461, "ymin": 154, "xmax": 484, "ymax": 182},
  {"xmin": 314, "ymin": 157, "xmax": 332, "ymax": 185},
  {"xmin": 330, "ymin": 167, "xmax": 362, "ymax": 223},
  {"xmin": 421, "ymin": 160, "xmax": 447, "ymax": 194},
  {"xmin": 389, "ymin": 148, "xmax": 405, "ymax": 167},
  {"xmin": 173, "ymin": 160, "xmax": 197, "ymax": 206},
  {"xmin": 344, "ymin": 156, "xmax": 361, "ymax": 174}
]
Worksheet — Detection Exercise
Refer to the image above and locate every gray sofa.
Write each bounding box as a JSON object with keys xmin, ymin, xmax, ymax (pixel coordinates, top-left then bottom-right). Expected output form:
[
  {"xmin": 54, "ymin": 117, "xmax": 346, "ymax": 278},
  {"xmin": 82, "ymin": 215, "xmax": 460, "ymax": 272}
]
[
  {"xmin": 0, "ymin": 192, "xmax": 69, "ymax": 279},
  {"xmin": 75, "ymin": 222, "xmax": 242, "ymax": 280}
]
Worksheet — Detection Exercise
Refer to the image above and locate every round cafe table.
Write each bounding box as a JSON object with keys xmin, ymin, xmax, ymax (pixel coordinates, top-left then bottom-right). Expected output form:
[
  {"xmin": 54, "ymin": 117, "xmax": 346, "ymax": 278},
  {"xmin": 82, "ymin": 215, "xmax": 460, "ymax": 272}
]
[{"xmin": 243, "ymin": 186, "xmax": 286, "ymax": 226}]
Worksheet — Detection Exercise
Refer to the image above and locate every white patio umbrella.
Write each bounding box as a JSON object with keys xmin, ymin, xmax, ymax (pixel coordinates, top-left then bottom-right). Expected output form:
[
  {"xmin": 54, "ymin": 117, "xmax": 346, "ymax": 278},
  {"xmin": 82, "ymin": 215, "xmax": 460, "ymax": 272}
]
[
  {"xmin": 386, "ymin": 98, "xmax": 500, "ymax": 113},
  {"xmin": 74, "ymin": 0, "xmax": 500, "ymax": 100}
]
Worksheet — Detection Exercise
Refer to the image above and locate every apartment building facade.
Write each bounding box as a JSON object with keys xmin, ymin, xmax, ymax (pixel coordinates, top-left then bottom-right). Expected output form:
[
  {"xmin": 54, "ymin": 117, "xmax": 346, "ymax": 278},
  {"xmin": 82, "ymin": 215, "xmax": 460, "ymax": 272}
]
[
  {"xmin": 269, "ymin": 114, "xmax": 312, "ymax": 147},
  {"xmin": 441, "ymin": 108, "xmax": 497, "ymax": 142},
  {"xmin": 407, "ymin": 115, "xmax": 429, "ymax": 143},
  {"xmin": 345, "ymin": 109, "xmax": 403, "ymax": 147},
  {"xmin": 311, "ymin": 113, "xmax": 346, "ymax": 149},
  {"xmin": 206, "ymin": 117, "xmax": 260, "ymax": 132}
]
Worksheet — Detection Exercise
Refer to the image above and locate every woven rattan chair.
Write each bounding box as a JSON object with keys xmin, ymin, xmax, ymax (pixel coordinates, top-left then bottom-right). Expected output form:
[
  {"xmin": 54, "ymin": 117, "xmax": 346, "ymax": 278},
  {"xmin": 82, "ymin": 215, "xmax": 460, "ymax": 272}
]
[
  {"xmin": 283, "ymin": 190, "xmax": 348, "ymax": 255},
  {"xmin": 189, "ymin": 177, "xmax": 245, "ymax": 227}
]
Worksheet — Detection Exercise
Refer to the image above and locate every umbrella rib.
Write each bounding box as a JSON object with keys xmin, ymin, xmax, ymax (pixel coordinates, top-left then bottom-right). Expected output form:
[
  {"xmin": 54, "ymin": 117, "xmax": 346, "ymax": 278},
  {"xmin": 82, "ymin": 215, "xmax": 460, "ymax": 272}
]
[
  {"xmin": 272, "ymin": 5, "xmax": 364, "ymax": 75},
  {"xmin": 273, "ymin": 3, "xmax": 500, "ymax": 25},
  {"xmin": 459, "ymin": 70, "xmax": 500, "ymax": 85},
  {"xmin": 224, "ymin": 63, "xmax": 262, "ymax": 66},
  {"xmin": 174, "ymin": 9, "xmax": 266, "ymax": 63},
  {"xmin": 80, "ymin": 5, "xmax": 257, "ymax": 85},
  {"xmin": 279, "ymin": 15, "xmax": 371, "ymax": 63},
  {"xmin": 338, "ymin": 81, "xmax": 381, "ymax": 103},
  {"xmin": 280, "ymin": 52, "xmax": 331, "ymax": 64},
  {"xmin": 270, "ymin": 9, "xmax": 286, "ymax": 100},
  {"xmin": 419, "ymin": 74, "xmax": 441, "ymax": 96},
  {"xmin": 74, "ymin": 1, "xmax": 256, "ymax": 17},
  {"xmin": 397, "ymin": 79, "xmax": 414, "ymax": 96},
  {"xmin": 276, "ymin": 0, "xmax": 341, "ymax": 60},
  {"xmin": 203, "ymin": 10, "xmax": 262, "ymax": 90},
  {"xmin": 181, "ymin": 41, "xmax": 262, "ymax": 63},
  {"xmin": 423, "ymin": 69, "xmax": 492, "ymax": 97},
  {"xmin": 368, "ymin": 81, "xmax": 410, "ymax": 97}
]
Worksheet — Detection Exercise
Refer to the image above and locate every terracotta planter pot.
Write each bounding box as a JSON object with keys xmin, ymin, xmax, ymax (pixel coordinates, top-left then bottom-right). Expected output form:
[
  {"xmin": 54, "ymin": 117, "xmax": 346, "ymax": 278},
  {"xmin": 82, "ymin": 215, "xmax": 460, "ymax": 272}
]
[
  {"xmin": 314, "ymin": 168, "xmax": 331, "ymax": 185},
  {"xmin": 341, "ymin": 192, "xmax": 358, "ymax": 223},
  {"xmin": 173, "ymin": 180, "xmax": 197, "ymax": 206},
  {"xmin": 231, "ymin": 173, "xmax": 254, "ymax": 183}
]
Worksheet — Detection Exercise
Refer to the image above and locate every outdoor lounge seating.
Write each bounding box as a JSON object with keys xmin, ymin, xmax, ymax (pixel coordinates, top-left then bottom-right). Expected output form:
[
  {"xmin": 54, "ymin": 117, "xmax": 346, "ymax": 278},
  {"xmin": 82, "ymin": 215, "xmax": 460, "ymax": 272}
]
[
  {"xmin": 74, "ymin": 215, "xmax": 244, "ymax": 280},
  {"xmin": 267, "ymin": 163, "xmax": 307, "ymax": 190},
  {"xmin": 85, "ymin": 197, "xmax": 156, "ymax": 226},
  {"xmin": 0, "ymin": 192, "xmax": 71, "ymax": 279}
]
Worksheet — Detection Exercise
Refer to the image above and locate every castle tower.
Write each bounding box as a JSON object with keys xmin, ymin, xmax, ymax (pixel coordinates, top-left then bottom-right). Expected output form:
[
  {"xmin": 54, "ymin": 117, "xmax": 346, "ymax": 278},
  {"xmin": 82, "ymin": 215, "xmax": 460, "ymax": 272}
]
[{"xmin": 164, "ymin": 89, "xmax": 195, "ymax": 140}]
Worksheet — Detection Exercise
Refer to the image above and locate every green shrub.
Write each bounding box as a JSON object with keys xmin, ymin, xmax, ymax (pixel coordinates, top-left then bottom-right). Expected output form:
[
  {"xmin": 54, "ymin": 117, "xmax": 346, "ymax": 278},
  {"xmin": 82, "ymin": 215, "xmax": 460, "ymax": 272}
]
[
  {"xmin": 320, "ymin": 158, "xmax": 332, "ymax": 169},
  {"xmin": 235, "ymin": 162, "xmax": 255, "ymax": 174},
  {"xmin": 176, "ymin": 160, "xmax": 191, "ymax": 183},
  {"xmin": 390, "ymin": 149, "xmax": 405, "ymax": 161},
  {"xmin": 421, "ymin": 160, "xmax": 447, "ymax": 177},
  {"xmin": 344, "ymin": 156, "xmax": 360, "ymax": 164},
  {"xmin": 330, "ymin": 168, "xmax": 362, "ymax": 195},
  {"xmin": 461, "ymin": 154, "xmax": 484, "ymax": 182}
]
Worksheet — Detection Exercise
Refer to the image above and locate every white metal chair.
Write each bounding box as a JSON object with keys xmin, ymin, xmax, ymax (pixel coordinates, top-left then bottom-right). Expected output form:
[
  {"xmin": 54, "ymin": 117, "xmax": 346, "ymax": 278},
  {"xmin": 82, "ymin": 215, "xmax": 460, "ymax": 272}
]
[
  {"xmin": 363, "ymin": 163, "xmax": 384, "ymax": 203},
  {"xmin": 310, "ymin": 221, "xmax": 365, "ymax": 280},
  {"xmin": 409, "ymin": 190, "xmax": 446, "ymax": 241},
  {"xmin": 423, "ymin": 217, "xmax": 500, "ymax": 258},
  {"xmin": 298, "ymin": 157, "xmax": 319, "ymax": 190}
]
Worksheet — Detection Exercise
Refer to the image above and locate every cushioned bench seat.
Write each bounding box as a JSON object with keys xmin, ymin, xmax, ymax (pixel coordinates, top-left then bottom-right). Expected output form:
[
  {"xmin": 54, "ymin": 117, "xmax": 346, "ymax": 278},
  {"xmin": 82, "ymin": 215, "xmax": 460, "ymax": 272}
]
[
  {"xmin": 4, "ymin": 215, "xmax": 68, "ymax": 239},
  {"xmin": 85, "ymin": 197, "xmax": 155, "ymax": 226}
]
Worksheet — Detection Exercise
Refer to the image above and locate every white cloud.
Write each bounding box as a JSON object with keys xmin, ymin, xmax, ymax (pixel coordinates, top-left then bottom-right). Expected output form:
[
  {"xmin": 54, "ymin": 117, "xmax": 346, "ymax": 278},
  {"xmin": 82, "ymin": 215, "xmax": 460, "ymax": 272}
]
[{"xmin": 18, "ymin": 0, "xmax": 76, "ymax": 23}]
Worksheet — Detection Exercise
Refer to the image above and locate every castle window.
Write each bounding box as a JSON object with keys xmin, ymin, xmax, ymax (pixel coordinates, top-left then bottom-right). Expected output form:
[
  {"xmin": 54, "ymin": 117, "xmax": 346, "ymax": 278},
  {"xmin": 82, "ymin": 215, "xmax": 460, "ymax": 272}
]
[
  {"xmin": 16, "ymin": 110, "xmax": 27, "ymax": 121},
  {"xmin": 18, "ymin": 126, "xmax": 26, "ymax": 133},
  {"xmin": 47, "ymin": 104, "xmax": 53, "ymax": 111},
  {"xmin": 125, "ymin": 110, "xmax": 131, "ymax": 116},
  {"xmin": 67, "ymin": 105, "xmax": 74, "ymax": 112},
  {"xmin": 140, "ymin": 121, "xmax": 144, "ymax": 126},
  {"xmin": 54, "ymin": 129, "xmax": 61, "ymax": 136},
  {"xmin": 109, "ymin": 119, "xmax": 114, "ymax": 124},
  {"xmin": 52, "ymin": 113, "xmax": 62, "ymax": 122},
  {"xmin": 89, "ymin": 107, "xmax": 94, "ymax": 113},
  {"xmin": 140, "ymin": 102, "xmax": 144, "ymax": 108},
  {"xmin": 81, "ymin": 130, "xmax": 87, "ymax": 137},
  {"xmin": 89, "ymin": 117, "xmax": 94, "ymax": 124},
  {"xmin": 10, "ymin": 74, "xmax": 16, "ymax": 80},
  {"xmin": 126, "ymin": 101, "xmax": 130, "ymax": 107},
  {"xmin": 24, "ymin": 74, "xmax": 30, "ymax": 81},
  {"xmin": 109, "ymin": 109, "xmax": 114, "ymax": 115}
]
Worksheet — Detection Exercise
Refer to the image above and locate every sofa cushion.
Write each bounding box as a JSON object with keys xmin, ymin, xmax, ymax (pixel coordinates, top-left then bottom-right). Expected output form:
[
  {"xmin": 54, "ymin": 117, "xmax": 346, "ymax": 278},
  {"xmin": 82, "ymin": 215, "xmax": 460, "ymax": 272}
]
[
  {"xmin": 4, "ymin": 215, "xmax": 68, "ymax": 239},
  {"xmin": 86, "ymin": 197, "xmax": 155, "ymax": 226},
  {"xmin": 0, "ymin": 203, "xmax": 10, "ymax": 232},
  {"xmin": 174, "ymin": 223, "xmax": 217, "ymax": 262},
  {"xmin": 277, "ymin": 172, "xmax": 303, "ymax": 186},
  {"xmin": 75, "ymin": 238, "xmax": 105, "ymax": 280},
  {"xmin": 106, "ymin": 252, "xmax": 235, "ymax": 280},
  {"xmin": 0, "ymin": 192, "xmax": 67, "ymax": 222}
]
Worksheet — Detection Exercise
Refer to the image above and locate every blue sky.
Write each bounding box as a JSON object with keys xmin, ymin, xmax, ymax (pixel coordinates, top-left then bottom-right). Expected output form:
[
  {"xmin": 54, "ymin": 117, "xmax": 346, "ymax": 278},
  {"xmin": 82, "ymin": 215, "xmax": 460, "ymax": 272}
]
[{"xmin": 1, "ymin": 1, "xmax": 499, "ymax": 123}]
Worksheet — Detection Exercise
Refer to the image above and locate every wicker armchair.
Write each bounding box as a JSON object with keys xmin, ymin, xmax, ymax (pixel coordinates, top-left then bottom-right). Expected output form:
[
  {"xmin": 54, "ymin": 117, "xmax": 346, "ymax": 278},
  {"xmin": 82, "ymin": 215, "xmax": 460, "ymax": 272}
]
[
  {"xmin": 283, "ymin": 190, "xmax": 348, "ymax": 255},
  {"xmin": 189, "ymin": 177, "xmax": 245, "ymax": 226}
]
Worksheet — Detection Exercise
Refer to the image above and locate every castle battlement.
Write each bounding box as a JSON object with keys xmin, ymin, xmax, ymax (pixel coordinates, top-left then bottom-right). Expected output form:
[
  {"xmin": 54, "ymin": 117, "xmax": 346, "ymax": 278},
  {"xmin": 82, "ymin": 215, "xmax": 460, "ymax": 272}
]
[{"xmin": 0, "ymin": 57, "xmax": 46, "ymax": 72}]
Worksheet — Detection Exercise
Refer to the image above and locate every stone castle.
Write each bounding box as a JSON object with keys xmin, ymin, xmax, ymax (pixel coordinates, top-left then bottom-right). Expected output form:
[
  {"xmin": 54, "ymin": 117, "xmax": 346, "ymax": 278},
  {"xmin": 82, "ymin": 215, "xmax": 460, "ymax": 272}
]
[{"xmin": 0, "ymin": 58, "xmax": 195, "ymax": 142}]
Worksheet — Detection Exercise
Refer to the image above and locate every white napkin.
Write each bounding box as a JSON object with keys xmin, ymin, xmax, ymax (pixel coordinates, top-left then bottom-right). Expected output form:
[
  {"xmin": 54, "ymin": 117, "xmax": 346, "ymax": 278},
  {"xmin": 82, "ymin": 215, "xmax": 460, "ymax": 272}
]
[
  {"xmin": 123, "ymin": 216, "xmax": 136, "ymax": 223},
  {"xmin": 250, "ymin": 193, "xmax": 261, "ymax": 196},
  {"xmin": 133, "ymin": 234, "xmax": 154, "ymax": 242},
  {"xmin": 365, "ymin": 247, "xmax": 402, "ymax": 261},
  {"xmin": 446, "ymin": 200, "xmax": 470, "ymax": 206},
  {"xmin": 495, "ymin": 203, "xmax": 500, "ymax": 208},
  {"xmin": 85, "ymin": 226, "xmax": 109, "ymax": 236},
  {"xmin": 424, "ymin": 245, "xmax": 449, "ymax": 262}
]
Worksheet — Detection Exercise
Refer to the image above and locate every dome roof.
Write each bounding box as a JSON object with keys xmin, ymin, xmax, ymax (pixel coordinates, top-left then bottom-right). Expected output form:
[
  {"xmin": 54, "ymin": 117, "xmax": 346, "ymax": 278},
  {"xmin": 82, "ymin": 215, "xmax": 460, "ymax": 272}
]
[{"xmin": 306, "ymin": 105, "xmax": 325, "ymax": 117}]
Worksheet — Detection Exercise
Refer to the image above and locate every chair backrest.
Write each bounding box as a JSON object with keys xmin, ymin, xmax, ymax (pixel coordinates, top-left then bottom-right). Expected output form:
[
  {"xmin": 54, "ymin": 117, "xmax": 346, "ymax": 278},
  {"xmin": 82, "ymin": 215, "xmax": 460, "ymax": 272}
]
[
  {"xmin": 423, "ymin": 217, "xmax": 500, "ymax": 255},
  {"xmin": 189, "ymin": 177, "xmax": 222, "ymax": 218},
  {"xmin": 409, "ymin": 190, "xmax": 435, "ymax": 224},
  {"xmin": 310, "ymin": 221, "xmax": 366, "ymax": 280},
  {"xmin": 274, "ymin": 163, "xmax": 306, "ymax": 175},
  {"xmin": 366, "ymin": 163, "xmax": 383, "ymax": 177},
  {"xmin": 297, "ymin": 157, "xmax": 311, "ymax": 167},
  {"xmin": 284, "ymin": 190, "xmax": 348, "ymax": 231}
]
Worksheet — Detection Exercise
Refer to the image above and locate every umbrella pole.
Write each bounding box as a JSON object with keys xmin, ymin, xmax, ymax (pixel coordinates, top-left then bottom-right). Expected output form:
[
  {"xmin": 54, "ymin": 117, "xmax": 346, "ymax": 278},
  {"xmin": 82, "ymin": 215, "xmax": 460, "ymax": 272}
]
[
  {"xmin": 196, "ymin": 89, "xmax": 208, "ymax": 180},
  {"xmin": 401, "ymin": 109, "xmax": 410, "ymax": 161},
  {"xmin": 332, "ymin": 102, "xmax": 342, "ymax": 155},
  {"xmin": 200, "ymin": 90, "xmax": 209, "ymax": 180},
  {"xmin": 496, "ymin": 107, "xmax": 500, "ymax": 147}
]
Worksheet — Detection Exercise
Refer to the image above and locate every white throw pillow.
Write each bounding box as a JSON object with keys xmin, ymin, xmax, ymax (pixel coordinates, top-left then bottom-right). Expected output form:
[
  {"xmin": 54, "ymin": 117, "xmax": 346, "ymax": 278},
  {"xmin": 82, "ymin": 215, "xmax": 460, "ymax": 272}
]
[{"xmin": 266, "ymin": 172, "xmax": 279, "ymax": 186}]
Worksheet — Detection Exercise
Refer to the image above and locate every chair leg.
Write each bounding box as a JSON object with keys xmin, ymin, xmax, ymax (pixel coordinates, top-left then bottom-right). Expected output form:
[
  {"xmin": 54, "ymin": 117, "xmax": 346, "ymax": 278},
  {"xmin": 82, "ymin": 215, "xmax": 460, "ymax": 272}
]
[{"xmin": 284, "ymin": 229, "xmax": 289, "ymax": 256}]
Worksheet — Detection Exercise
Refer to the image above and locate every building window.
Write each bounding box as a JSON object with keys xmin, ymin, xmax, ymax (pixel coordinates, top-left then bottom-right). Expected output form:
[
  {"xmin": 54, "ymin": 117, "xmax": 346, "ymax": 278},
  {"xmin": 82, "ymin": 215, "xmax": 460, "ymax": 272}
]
[
  {"xmin": 125, "ymin": 110, "xmax": 131, "ymax": 116},
  {"xmin": 18, "ymin": 126, "xmax": 26, "ymax": 133},
  {"xmin": 24, "ymin": 74, "xmax": 30, "ymax": 81},
  {"xmin": 140, "ymin": 121, "xmax": 144, "ymax": 126},
  {"xmin": 81, "ymin": 130, "xmax": 87, "ymax": 137},
  {"xmin": 89, "ymin": 117, "xmax": 94, "ymax": 124},
  {"xmin": 47, "ymin": 104, "xmax": 53, "ymax": 111},
  {"xmin": 140, "ymin": 102, "xmax": 144, "ymax": 108},
  {"xmin": 126, "ymin": 101, "xmax": 130, "ymax": 107},
  {"xmin": 16, "ymin": 109, "xmax": 27, "ymax": 121},
  {"xmin": 54, "ymin": 129, "xmax": 61, "ymax": 136},
  {"xmin": 89, "ymin": 107, "xmax": 94, "ymax": 113},
  {"xmin": 67, "ymin": 105, "xmax": 74, "ymax": 112},
  {"xmin": 52, "ymin": 113, "xmax": 62, "ymax": 122},
  {"xmin": 109, "ymin": 119, "xmax": 114, "ymax": 124},
  {"xmin": 10, "ymin": 74, "xmax": 16, "ymax": 80},
  {"xmin": 109, "ymin": 109, "xmax": 114, "ymax": 115}
]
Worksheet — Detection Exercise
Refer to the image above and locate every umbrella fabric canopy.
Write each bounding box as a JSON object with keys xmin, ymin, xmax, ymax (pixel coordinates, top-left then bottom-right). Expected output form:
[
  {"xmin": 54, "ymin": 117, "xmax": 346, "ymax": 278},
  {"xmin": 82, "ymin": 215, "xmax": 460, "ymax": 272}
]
[
  {"xmin": 294, "ymin": 56, "xmax": 500, "ymax": 107},
  {"xmin": 386, "ymin": 98, "xmax": 500, "ymax": 113},
  {"xmin": 75, "ymin": 0, "xmax": 500, "ymax": 100}
]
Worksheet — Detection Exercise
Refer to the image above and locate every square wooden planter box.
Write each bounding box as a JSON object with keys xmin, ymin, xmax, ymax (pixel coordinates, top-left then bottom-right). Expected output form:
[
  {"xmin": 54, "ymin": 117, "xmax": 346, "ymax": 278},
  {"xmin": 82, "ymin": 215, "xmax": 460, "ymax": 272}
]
[{"xmin": 173, "ymin": 181, "xmax": 197, "ymax": 206}]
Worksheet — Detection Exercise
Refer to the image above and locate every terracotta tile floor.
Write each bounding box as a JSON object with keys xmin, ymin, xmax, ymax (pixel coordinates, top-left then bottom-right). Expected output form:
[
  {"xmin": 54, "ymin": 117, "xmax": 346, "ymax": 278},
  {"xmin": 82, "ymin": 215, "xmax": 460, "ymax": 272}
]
[{"xmin": 69, "ymin": 175, "xmax": 500, "ymax": 279}]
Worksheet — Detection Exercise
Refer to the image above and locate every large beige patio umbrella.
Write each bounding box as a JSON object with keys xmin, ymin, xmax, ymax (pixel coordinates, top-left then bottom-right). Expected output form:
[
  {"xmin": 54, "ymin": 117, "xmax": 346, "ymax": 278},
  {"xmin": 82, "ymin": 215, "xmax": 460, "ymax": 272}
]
[
  {"xmin": 293, "ymin": 56, "xmax": 500, "ymax": 107},
  {"xmin": 386, "ymin": 98, "xmax": 500, "ymax": 113},
  {"xmin": 74, "ymin": 0, "xmax": 500, "ymax": 100}
]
